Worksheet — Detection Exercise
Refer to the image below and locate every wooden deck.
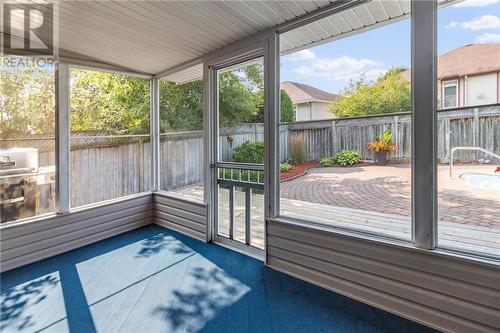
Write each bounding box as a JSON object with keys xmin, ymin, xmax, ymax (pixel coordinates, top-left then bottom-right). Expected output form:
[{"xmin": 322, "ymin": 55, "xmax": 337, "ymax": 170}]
[
  {"xmin": 0, "ymin": 225, "xmax": 437, "ymax": 333},
  {"xmin": 179, "ymin": 186, "xmax": 500, "ymax": 258}
]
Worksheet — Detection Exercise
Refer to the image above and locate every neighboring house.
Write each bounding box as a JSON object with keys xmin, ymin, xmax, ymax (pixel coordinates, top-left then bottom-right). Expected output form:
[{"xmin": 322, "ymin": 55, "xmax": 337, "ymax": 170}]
[
  {"xmin": 402, "ymin": 44, "xmax": 500, "ymax": 109},
  {"xmin": 281, "ymin": 81, "xmax": 337, "ymax": 121}
]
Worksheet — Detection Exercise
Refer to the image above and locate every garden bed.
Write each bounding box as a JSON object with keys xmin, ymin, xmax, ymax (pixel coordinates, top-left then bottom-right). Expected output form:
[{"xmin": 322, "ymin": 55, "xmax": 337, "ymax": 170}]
[{"xmin": 280, "ymin": 159, "xmax": 408, "ymax": 182}]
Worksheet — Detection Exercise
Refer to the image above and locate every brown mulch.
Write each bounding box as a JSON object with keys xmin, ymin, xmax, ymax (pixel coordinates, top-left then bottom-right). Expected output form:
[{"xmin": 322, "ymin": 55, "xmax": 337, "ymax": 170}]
[
  {"xmin": 281, "ymin": 161, "xmax": 320, "ymax": 181},
  {"xmin": 280, "ymin": 160, "xmax": 379, "ymax": 181}
]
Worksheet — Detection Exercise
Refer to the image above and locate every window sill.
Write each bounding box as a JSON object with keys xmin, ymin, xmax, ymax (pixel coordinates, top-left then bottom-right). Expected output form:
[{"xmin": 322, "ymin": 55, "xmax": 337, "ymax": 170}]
[
  {"xmin": 154, "ymin": 190, "xmax": 206, "ymax": 206},
  {"xmin": 0, "ymin": 192, "xmax": 153, "ymax": 230}
]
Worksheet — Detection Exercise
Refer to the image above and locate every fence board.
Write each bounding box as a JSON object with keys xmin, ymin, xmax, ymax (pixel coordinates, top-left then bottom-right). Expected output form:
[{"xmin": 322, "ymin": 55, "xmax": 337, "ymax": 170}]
[{"xmin": 3, "ymin": 105, "xmax": 498, "ymax": 206}]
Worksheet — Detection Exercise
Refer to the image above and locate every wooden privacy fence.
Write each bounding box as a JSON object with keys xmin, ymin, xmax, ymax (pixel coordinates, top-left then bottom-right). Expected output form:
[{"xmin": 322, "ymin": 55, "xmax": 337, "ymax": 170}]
[
  {"xmin": 281, "ymin": 104, "xmax": 500, "ymax": 163},
  {"xmin": 3, "ymin": 104, "xmax": 498, "ymax": 206}
]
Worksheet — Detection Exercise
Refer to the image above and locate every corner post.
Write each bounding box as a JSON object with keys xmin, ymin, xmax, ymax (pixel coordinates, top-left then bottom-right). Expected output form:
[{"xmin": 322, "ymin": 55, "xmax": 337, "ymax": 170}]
[
  {"xmin": 55, "ymin": 62, "xmax": 70, "ymax": 214},
  {"xmin": 411, "ymin": 0, "xmax": 438, "ymax": 249},
  {"xmin": 151, "ymin": 77, "xmax": 160, "ymax": 192}
]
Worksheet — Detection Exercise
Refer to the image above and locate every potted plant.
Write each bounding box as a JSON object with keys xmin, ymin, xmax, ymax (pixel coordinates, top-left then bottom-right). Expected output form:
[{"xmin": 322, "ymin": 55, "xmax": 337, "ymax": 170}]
[{"xmin": 367, "ymin": 129, "xmax": 397, "ymax": 165}]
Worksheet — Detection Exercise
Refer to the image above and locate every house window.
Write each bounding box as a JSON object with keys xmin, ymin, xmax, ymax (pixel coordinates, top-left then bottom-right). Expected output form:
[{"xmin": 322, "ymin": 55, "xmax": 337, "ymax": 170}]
[{"xmin": 442, "ymin": 80, "xmax": 458, "ymax": 108}]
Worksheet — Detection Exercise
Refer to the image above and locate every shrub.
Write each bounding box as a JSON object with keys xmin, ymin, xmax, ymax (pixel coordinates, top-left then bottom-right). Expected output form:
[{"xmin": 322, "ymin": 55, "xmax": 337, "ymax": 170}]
[
  {"xmin": 335, "ymin": 150, "xmax": 362, "ymax": 166},
  {"xmin": 289, "ymin": 134, "xmax": 306, "ymax": 164},
  {"xmin": 320, "ymin": 156, "xmax": 336, "ymax": 167},
  {"xmin": 233, "ymin": 140, "xmax": 264, "ymax": 163},
  {"xmin": 280, "ymin": 162, "xmax": 295, "ymax": 172},
  {"xmin": 320, "ymin": 150, "xmax": 362, "ymax": 167}
]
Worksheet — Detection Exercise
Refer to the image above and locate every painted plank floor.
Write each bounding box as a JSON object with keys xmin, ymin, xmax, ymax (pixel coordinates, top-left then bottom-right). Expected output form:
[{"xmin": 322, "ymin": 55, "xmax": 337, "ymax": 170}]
[{"xmin": 1, "ymin": 225, "xmax": 438, "ymax": 333}]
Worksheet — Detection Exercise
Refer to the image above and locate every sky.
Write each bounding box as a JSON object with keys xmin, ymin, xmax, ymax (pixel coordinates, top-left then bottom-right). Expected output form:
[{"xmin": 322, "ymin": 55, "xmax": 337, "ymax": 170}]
[{"xmin": 280, "ymin": 0, "xmax": 500, "ymax": 94}]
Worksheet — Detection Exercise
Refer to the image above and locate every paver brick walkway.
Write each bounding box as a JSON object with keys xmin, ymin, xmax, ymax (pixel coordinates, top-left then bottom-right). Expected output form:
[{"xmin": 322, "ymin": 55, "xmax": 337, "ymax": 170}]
[{"xmin": 280, "ymin": 165, "xmax": 500, "ymax": 228}]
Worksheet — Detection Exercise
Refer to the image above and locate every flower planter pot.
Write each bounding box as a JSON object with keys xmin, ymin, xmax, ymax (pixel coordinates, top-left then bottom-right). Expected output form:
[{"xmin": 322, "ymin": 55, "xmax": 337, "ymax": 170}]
[{"xmin": 375, "ymin": 152, "xmax": 388, "ymax": 165}]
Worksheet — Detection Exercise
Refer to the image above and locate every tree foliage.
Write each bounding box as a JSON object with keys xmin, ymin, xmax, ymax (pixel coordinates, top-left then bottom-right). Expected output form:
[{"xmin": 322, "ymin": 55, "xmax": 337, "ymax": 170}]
[
  {"xmin": 1, "ymin": 62, "xmax": 296, "ymax": 139},
  {"xmin": 329, "ymin": 68, "xmax": 411, "ymax": 118},
  {"xmin": 70, "ymin": 69, "xmax": 150, "ymax": 134},
  {"xmin": 280, "ymin": 90, "xmax": 294, "ymax": 122},
  {"xmin": 0, "ymin": 67, "xmax": 55, "ymax": 138}
]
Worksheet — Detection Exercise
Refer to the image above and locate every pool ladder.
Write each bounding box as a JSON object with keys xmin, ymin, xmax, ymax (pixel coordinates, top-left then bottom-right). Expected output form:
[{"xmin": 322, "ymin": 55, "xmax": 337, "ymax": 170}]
[{"xmin": 449, "ymin": 147, "xmax": 500, "ymax": 178}]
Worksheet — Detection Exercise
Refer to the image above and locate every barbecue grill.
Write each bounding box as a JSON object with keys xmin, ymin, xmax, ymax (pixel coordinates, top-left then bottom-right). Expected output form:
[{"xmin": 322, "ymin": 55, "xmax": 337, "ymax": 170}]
[{"xmin": 0, "ymin": 148, "xmax": 55, "ymax": 223}]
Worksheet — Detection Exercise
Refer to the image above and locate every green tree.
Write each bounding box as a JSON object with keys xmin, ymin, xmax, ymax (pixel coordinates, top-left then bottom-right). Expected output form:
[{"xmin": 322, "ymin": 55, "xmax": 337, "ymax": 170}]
[
  {"xmin": 159, "ymin": 80, "xmax": 203, "ymax": 132},
  {"xmin": 70, "ymin": 69, "xmax": 150, "ymax": 134},
  {"xmin": 0, "ymin": 66, "xmax": 55, "ymax": 138},
  {"xmin": 280, "ymin": 90, "xmax": 294, "ymax": 122},
  {"xmin": 329, "ymin": 67, "xmax": 411, "ymax": 118}
]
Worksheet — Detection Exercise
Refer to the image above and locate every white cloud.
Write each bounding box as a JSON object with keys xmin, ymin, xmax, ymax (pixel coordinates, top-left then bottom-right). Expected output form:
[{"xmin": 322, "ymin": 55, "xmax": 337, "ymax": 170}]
[
  {"xmin": 476, "ymin": 32, "xmax": 500, "ymax": 42},
  {"xmin": 293, "ymin": 56, "xmax": 385, "ymax": 82},
  {"xmin": 454, "ymin": 0, "xmax": 498, "ymax": 7},
  {"xmin": 285, "ymin": 49, "xmax": 316, "ymax": 61},
  {"xmin": 447, "ymin": 15, "xmax": 500, "ymax": 30}
]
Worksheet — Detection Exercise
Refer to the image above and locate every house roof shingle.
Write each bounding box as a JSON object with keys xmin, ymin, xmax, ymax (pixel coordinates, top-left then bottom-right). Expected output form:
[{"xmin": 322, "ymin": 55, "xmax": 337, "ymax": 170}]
[
  {"xmin": 281, "ymin": 81, "xmax": 337, "ymax": 104},
  {"xmin": 438, "ymin": 44, "xmax": 500, "ymax": 79},
  {"xmin": 401, "ymin": 44, "xmax": 500, "ymax": 81}
]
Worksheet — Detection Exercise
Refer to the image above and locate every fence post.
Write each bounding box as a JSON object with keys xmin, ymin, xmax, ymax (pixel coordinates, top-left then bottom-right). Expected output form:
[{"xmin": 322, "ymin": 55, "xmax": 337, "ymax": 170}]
[
  {"xmin": 473, "ymin": 108, "xmax": 479, "ymax": 161},
  {"xmin": 330, "ymin": 120, "xmax": 336, "ymax": 156},
  {"xmin": 393, "ymin": 115, "xmax": 399, "ymax": 158}
]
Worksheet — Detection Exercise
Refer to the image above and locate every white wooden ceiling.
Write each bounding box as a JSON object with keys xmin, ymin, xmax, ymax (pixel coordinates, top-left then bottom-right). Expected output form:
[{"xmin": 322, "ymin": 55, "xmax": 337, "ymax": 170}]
[
  {"xmin": 6, "ymin": 0, "xmax": 335, "ymax": 75},
  {"xmin": 4, "ymin": 0, "xmax": 454, "ymax": 81},
  {"xmin": 163, "ymin": 0, "xmax": 412, "ymax": 83}
]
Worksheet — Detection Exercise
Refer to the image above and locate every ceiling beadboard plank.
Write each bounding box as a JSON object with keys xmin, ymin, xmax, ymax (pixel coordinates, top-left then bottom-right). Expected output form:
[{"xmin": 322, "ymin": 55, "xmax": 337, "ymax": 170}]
[
  {"xmin": 103, "ymin": 2, "xmax": 214, "ymax": 55},
  {"xmin": 168, "ymin": 2, "xmax": 242, "ymax": 43},
  {"xmin": 263, "ymin": 1, "xmax": 298, "ymax": 21},
  {"xmin": 227, "ymin": 1, "xmax": 279, "ymax": 28},
  {"xmin": 193, "ymin": 1, "xmax": 258, "ymax": 37},
  {"xmin": 295, "ymin": 0, "xmax": 320, "ymax": 13},
  {"xmin": 341, "ymin": 9, "xmax": 364, "ymax": 30},
  {"xmin": 381, "ymin": 0, "xmax": 403, "ymax": 19},
  {"xmin": 353, "ymin": 5, "xmax": 377, "ymax": 26},
  {"xmin": 57, "ymin": 2, "xmax": 186, "ymax": 59},
  {"xmin": 211, "ymin": 1, "xmax": 267, "ymax": 32},
  {"xmin": 129, "ymin": 2, "xmax": 225, "ymax": 52},
  {"xmin": 366, "ymin": 1, "xmax": 389, "ymax": 22},
  {"xmin": 148, "ymin": 2, "xmax": 233, "ymax": 46},
  {"xmin": 329, "ymin": 12, "xmax": 352, "ymax": 33},
  {"xmin": 280, "ymin": 0, "xmax": 307, "ymax": 17}
]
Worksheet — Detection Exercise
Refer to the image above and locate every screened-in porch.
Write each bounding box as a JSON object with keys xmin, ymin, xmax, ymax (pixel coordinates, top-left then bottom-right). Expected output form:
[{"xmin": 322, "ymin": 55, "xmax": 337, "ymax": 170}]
[{"xmin": 1, "ymin": 1, "xmax": 499, "ymax": 333}]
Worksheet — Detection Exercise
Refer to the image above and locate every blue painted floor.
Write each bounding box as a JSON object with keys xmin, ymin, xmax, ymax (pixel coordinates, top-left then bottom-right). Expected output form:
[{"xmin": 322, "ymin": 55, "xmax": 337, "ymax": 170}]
[{"xmin": 1, "ymin": 225, "xmax": 437, "ymax": 333}]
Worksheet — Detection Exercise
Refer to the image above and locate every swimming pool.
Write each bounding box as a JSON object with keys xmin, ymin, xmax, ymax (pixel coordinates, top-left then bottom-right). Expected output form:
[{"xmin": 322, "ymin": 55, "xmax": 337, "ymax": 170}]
[{"xmin": 461, "ymin": 173, "xmax": 500, "ymax": 191}]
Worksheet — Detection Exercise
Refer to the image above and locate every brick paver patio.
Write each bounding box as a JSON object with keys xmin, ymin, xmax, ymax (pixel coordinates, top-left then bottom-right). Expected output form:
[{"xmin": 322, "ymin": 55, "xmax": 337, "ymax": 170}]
[{"xmin": 280, "ymin": 164, "xmax": 500, "ymax": 228}]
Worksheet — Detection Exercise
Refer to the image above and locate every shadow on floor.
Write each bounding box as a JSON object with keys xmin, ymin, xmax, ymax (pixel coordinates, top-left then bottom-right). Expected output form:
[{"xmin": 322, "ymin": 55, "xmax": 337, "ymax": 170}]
[{"xmin": 1, "ymin": 225, "xmax": 437, "ymax": 333}]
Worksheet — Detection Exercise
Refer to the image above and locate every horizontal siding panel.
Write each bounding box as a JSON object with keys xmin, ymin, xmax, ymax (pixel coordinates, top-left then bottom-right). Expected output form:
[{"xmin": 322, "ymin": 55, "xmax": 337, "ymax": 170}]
[
  {"xmin": 268, "ymin": 246, "xmax": 499, "ymax": 329},
  {"xmin": 1, "ymin": 195, "xmax": 152, "ymax": 240},
  {"xmin": 154, "ymin": 203, "xmax": 206, "ymax": 225},
  {"xmin": 154, "ymin": 193, "xmax": 208, "ymax": 242},
  {"xmin": 155, "ymin": 218, "xmax": 205, "ymax": 242},
  {"xmin": 155, "ymin": 194, "xmax": 207, "ymax": 215},
  {"xmin": 267, "ymin": 222, "xmax": 500, "ymax": 289},
  {"xmin": 268, "ymin": 257, "xmax": 495, "ymax": 333},
  {"xmin": 1, "ymin": 218, "xmax": 151, "ymax": 273},
  {"xmin": 1, "ymin": 203, "xmax": 152, "ymax": 251},
  {"xmin": 155, "ymin": 210, "xmax": 206, "ymax": 233},
  {"xmin": 0, "ymin": 195, "xmax": 153, "ymax": 272},
  {"xmin": 267, "ymin": 220, "xmax": 500, "ymax": 333},
  {"xmin": 268, "ymin": 235, "xmax": 500, "ymax": 310},
  {"xmin": 2, "ymin": 211, "xmax": 152, "ymax": 261}
]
